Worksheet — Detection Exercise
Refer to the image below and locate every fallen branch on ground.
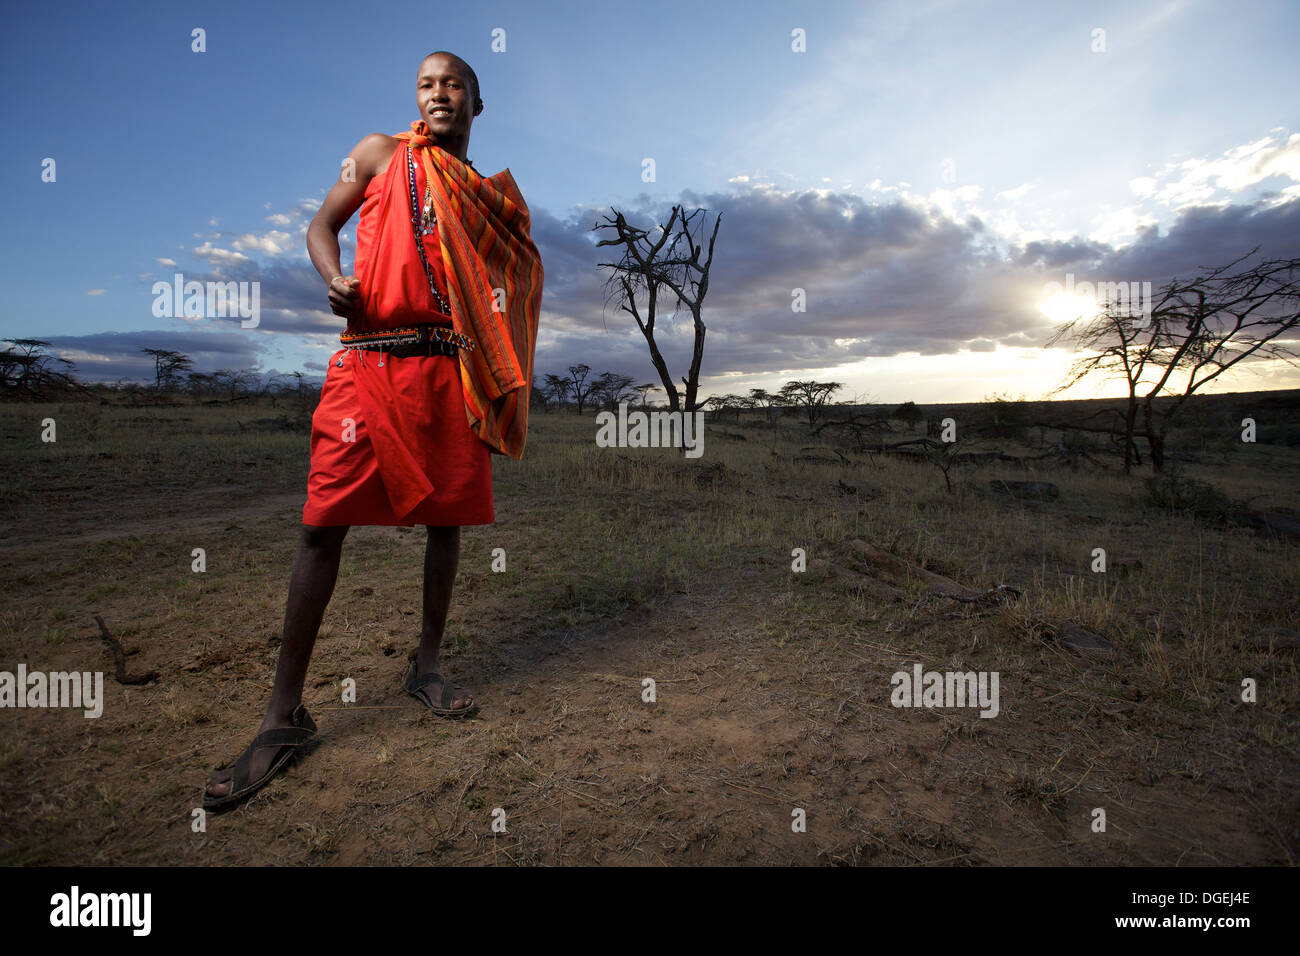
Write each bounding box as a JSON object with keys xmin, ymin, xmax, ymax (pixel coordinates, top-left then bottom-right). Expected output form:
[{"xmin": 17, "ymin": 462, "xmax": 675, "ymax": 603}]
[
  {"xmin": 846, "ymin": 539, "xmax": 976, "ymax": 596},
  {"xmin": 93, "ymin": 615, "xmax": 159, "ymax": 685}
]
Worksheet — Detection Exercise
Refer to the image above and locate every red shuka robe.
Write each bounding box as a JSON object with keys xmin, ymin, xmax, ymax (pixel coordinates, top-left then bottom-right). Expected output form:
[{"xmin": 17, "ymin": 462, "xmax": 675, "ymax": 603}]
[{"xmin": 302, "ymin": 139, "xmax": 495, "ymax": 527}]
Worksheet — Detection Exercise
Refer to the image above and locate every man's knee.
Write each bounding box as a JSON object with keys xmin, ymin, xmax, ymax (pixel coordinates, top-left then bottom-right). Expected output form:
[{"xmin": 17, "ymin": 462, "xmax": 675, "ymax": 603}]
[{"xmin": 302, "ymin": 524, "xmax": 349, "ymax": 550}]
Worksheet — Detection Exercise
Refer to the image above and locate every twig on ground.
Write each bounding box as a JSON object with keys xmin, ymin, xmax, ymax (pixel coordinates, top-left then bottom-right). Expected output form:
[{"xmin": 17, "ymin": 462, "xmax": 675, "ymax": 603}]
[{"xmin": 93, "ymin": 614, "xmax": 159, "ymax": 685}]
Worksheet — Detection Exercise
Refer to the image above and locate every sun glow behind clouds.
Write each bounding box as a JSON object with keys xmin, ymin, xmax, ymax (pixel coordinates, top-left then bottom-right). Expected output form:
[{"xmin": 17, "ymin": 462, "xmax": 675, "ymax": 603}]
[
  {"xmin": 855, "ymin": 348, "xmax": 1076, "ymax": 402},
  {"xmin": 715, "ymin": 347, "xmax": 1080, "ymax": 405},
  {"xmin": 1036, "ymin": 291, "xmax": 1097, "ymax": 325}
]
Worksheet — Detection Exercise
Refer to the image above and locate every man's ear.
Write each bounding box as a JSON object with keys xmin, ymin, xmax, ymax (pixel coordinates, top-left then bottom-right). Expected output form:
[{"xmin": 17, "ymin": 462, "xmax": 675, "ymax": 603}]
[{"xmin": 474, "ymin": 99, "xmax": 484, "ymax": 117}]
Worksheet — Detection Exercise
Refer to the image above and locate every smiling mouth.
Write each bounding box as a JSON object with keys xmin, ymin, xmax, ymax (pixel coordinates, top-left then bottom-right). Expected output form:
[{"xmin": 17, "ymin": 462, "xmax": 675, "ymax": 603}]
[{"xmin": 429, "ymin": 107, "xmax": 454, "ymax": 119}]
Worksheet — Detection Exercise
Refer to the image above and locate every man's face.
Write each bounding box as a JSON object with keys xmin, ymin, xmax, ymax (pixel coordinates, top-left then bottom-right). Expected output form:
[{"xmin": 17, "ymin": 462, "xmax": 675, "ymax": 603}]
[{"xmin": 417, "ymin": 54, "xmax": 480, "ymax": 141}]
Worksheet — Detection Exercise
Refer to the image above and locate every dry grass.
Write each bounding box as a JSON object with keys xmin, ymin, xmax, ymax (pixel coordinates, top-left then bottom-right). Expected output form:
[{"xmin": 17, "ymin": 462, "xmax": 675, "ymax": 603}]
[{"xmin": 0, "ymin": 397, "xmax": 1295, "ymax": 865}]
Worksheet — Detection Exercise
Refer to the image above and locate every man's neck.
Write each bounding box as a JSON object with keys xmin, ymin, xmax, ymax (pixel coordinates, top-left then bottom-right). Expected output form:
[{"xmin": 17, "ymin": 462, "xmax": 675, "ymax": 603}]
[{"xmin": 429, "ymin": 130, "xmax": 469, "ymax": 163}]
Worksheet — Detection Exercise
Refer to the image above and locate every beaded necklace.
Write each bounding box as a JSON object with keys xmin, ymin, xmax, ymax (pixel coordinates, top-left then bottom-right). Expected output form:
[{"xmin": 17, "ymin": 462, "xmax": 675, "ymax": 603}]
[{"xmin": 406, "ymin": 145, "xmax": 454, "ymax": 317}]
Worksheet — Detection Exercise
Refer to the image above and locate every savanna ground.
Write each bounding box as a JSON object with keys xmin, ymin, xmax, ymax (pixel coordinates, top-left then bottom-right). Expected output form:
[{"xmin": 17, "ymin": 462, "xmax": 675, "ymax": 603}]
[{"xmin": 0, "ymin": 392, "xmax": 1296, "ymax": 866}]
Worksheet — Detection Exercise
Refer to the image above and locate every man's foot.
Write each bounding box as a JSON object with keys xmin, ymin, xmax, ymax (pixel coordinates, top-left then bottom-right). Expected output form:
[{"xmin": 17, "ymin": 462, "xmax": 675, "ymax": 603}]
[
  {"xmin": 404, "ymin": 659, "xmax": 477, "ymax": 717},
  {"xmin": 203, "ymin": 705, "xmax": 317, "ymax": 807}
]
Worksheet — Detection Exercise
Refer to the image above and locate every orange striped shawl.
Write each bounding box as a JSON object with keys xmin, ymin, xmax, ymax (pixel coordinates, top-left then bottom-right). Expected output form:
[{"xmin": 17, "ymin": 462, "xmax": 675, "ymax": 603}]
[{"xmin": 394, "ymin": 121, "xmax": 544, "ymax": 459}]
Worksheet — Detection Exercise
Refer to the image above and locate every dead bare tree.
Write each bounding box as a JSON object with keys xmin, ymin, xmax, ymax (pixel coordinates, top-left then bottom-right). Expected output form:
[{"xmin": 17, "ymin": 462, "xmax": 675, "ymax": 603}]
[
  {"xmin": 1048, "ymin": 249, "xmax": 1300, "ymax": 473},
  {"xmin": 594, "ymin": 204, "xmax": 722, "ymax": 413},
  {"xmin": 813, "ymin": 409, "xmax": 895, "ymax": 451}
]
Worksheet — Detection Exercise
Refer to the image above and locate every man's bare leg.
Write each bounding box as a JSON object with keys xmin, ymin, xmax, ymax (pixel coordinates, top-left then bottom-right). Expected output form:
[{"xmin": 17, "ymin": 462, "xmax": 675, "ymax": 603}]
[
  {"xmin": 205, "ymin": 523, "xmax": 349, "ymax": 798},
  {"xmin": 413, "ymin": 524, "xmax": 473, "ymax": 710}
]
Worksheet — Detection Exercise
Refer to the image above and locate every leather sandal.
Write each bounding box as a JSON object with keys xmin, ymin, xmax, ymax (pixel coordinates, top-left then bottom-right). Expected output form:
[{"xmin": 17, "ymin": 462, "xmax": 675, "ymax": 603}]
[
  {"xmin": 403, "ymin": 660, "xmax": 479, "ymax": 718},
  {"xmin": 203, "ymin": 704, "xmax": 317, "ymax": 811}
]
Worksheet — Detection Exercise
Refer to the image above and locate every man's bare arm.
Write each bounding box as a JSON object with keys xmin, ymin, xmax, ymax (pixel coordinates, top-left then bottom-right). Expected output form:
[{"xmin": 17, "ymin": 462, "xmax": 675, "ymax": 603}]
[{"xmin": 307, "ymin": 133, "xmax": 398, "ymax": 321}]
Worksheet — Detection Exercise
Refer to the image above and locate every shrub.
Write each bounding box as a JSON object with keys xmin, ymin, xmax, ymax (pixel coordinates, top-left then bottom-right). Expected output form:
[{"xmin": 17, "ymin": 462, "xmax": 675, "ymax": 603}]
[{"xmin": 1142, "ymin": 474, "xmax": 1231, "ymax": 518}]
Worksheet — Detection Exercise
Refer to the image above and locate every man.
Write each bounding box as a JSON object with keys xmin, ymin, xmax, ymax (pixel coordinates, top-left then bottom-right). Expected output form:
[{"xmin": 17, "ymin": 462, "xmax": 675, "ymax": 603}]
[{"xmin": 204, "ymin": 51, "xmax": 543, "ymax": 809}]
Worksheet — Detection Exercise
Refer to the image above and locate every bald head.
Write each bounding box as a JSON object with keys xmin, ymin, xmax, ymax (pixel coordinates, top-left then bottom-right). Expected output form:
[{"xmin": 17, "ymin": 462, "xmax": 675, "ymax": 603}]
[
  {"xmin": 415, "ymin": 51, "xmax": 482, "ymax": 161},
  {"xmin": 422, "ymin": 51, "xmax": 480, "ymax": 111}
]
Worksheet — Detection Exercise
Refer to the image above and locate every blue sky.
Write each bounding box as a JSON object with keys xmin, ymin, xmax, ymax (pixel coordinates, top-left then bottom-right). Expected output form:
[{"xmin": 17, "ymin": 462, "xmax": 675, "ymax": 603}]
[{"xmin": 3, "ymin": 0, "xmax": 1299, "ymax": 403}]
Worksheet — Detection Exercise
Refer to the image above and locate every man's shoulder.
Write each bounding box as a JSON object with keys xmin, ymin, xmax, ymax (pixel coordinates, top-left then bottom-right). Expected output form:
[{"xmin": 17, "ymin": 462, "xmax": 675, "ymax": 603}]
[
  {"xmin": 354, "ymin": 133, "xmax": 402, "ymax": 179},
  {"xmin": 359, "ymin": 132, "xmax": 402, "ymax": 147},
  {"xmin": 356, "ymin": 132, "xmax": 402, "ymax": 157}
]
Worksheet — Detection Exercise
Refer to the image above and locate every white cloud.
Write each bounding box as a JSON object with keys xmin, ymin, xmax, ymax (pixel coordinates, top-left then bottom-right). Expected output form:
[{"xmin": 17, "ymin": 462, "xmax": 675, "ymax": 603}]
[
  {"xmin": 1139, "ymin": 132, "xmax": 1300, "ymax": 209},
  {"xmin": 921, "ymin": 184, "xmax": 982, "ymax": 219},
  {"xmin": 85, "ymin": 289, "xmax": 106, "ymax": 296},
  {"xmin": 1128, "ymin": 177, "xmax": 1157, "ymax": 197},
  {"xmin": 231, "ymin": 230, "xmax": 293, "ymax": 255},
  {"xmin": 1088, "ymin": 205, "xmax": 1158, "ymax": 247},
  {"xmin": 192, "ymin": 242, "xmax": 250, "ymax": 266},
  {"xmin": 987, "ymin": 208, "xmax": 1047, "ymax": 246},
  {"xmin": 1231, "ymin": 132, "xmax": 1300, "ymax": 184},
  {"xmin": 156, "ymin": 257, "xmax": 177, "ymax": 267},
  {"xmin": 995, "ymin": 182, "xmax": 1035, "ymax": 202}
]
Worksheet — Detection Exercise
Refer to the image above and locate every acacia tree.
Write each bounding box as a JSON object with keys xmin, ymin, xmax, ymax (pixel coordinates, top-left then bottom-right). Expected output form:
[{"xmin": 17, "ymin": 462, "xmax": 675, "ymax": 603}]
[
  {"xmin": 594, "ymin": 204, "xmax": 722, "ymax": 413},
  {"xmin": 140, "ymin": 348, "xmax": 193, "ymax": 392},
  {"xmin": 1048, "ymin": 249, "xmax": 1300, "ymax": 473},
  {"xmin": 211, "ymin": 368, "xmax": 256, "ymax": 402},
  {"xmin": 542, "ymin": 373, "xmax": 571, "ymax": 412},
  {"xmin": 1, "ymin": 339, "xmax": 78, "ymax": 398},
  {"xmin": 185, "ymin": 371, "xmax": 215, "ymax": 401},
  {"xmin": 289, "ymin": 370, "xmax": 313, "ymax": 407},
  {"xmin": 565, "ymin": 363, "xmax": 599, "ymax": 415},
  {"xmin": 700, "ymin": 393, "xmax": 747, "ymax": 422},
  {"xmin": 748, "ymin": 388, "xmax": 782, "ymax": 423},
  {"xmin": 592, "ymin": 371, "xmax": 636, "ymax": 411},
  {"xmin": 633, "ymin": 382, "xmax": 659, "ymax": 408},
  {"xmin": 779, "ymin": 380, "xmax": 843, "ymax": 425},
  {"xmin": 263, "ymin": 372, "xmax": 294, "ymax": 408}
]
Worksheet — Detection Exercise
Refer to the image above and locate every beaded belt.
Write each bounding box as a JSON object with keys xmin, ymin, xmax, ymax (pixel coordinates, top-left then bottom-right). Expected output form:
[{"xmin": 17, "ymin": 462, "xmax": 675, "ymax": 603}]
[{"xmin": 336, "ymin": 324, "xmax": 475, "ymax": 365}]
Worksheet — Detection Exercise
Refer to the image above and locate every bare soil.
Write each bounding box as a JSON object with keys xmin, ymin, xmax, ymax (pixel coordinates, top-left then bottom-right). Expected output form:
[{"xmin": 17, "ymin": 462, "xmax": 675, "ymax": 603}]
[{"xmin": 1, "ymin": 402, "xmax": 1295, "ymax": 865}]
